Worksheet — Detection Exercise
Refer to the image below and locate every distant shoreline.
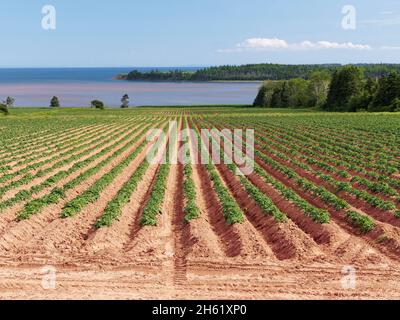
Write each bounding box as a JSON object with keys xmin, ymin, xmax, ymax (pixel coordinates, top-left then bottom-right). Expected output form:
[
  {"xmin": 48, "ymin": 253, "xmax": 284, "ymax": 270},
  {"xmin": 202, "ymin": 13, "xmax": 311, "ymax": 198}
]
[
  {"xmin": 118, "ymin": 63, "xmax": 400, "ymax": 83},
  {"xmin": 113, "ymin": 75, "xmax": 262, "ymax": 83},
  {"xmin": 112, "ymin": 75, "xmax": 127, "ymax": 81},
  {"xmin": 115, "ymin": 79, "xmax": 262, "ymax": 84}
]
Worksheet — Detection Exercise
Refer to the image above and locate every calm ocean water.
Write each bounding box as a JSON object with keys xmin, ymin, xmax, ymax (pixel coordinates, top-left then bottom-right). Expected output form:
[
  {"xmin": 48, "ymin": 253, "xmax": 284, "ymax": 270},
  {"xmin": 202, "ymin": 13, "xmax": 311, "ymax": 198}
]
[{"xmin": 0, "ymin": 68, "xmax": 260, "ymax": 107}]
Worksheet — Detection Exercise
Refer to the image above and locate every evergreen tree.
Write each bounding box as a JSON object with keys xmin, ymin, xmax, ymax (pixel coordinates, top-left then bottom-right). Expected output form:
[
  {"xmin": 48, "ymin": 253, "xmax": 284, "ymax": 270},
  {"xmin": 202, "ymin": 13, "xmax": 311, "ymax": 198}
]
[
  {"xmin": 270, "ymin": 85, "xmax": 283, "ymax": 108},
  {"xmin": 371, "ymin": 71, "xmax": 400, "ymax": 111},
  {"xmin": 280, "ymin": 81, "xmax": 290, "ymax": 107},
  {"xmin": 346, "ymin": 77, "xmax": 378, "ymax": 111},
  {"xmin": 365, "ymin": 77, "xmax": 378, "ymax": 96},
  {"xmin": 253, "ymin": 85, "xmax": 268, "ymax": 107},
  {"xmin": 325, "ymin": 66, "xmax": 364, "ymax": 111}
]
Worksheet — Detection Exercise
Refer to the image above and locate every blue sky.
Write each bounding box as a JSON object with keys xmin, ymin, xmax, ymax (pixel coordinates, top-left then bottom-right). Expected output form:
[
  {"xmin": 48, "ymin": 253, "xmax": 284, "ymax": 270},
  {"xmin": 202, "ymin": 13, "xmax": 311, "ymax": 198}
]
[{"xmin": 0, "ymin": 0, "xmax": 399, "ymax": 67}]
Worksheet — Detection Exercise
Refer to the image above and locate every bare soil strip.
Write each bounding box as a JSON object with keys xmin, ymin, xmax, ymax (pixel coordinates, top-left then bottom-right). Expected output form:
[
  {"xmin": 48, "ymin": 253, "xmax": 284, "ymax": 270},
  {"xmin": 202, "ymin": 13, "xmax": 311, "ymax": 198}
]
[
  {"xmin": 170, "ymin": 119, "xmax": 191, "ymax": 284},
  {"xmin": 122, "ymin": 122, "xmax": 171, "ymax": 259},
  {"xmin": 185, "ymin": 118, "xmax": 226, "ymax": 259},
  {"xmin": 0, "ymin": 262, "xmax": 400, "ymax": 299}
]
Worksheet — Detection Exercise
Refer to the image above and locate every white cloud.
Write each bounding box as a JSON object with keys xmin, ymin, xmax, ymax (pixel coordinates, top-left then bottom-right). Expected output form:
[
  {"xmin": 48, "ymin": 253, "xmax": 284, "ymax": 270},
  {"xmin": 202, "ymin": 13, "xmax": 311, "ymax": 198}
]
[
  {"xmin": 218, "ymin": 38, "xmax": 372, "ymax": 52},
  {"xmin": 237, "ymin": 38, "xmax": 289, "ymax": 49}
]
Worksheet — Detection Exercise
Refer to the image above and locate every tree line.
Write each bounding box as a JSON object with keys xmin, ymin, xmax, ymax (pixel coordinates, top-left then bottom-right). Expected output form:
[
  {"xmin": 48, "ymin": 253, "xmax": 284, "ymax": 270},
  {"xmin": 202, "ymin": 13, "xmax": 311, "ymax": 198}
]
[
  {"xmin": 123, "ymin": 63, "xmax": 400, "ymax": 82},
  {"xmin": 253, "ymin": 66, "xmax": 400, "ymax": 112},
  {"xmin": 0, "ymin": 94, "xmax": 131, "ymax": 115}
]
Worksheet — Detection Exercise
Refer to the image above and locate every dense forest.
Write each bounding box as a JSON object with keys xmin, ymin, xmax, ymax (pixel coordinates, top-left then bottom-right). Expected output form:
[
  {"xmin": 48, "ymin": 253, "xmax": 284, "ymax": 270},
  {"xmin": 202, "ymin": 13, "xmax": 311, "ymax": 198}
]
[
  {"xmin": 121, "ymin": 63, "xmax": 400, "ymax": 81},
  {"xmin": 121, "ymin": 63, "xmax": 400, "ymax": 112},
  {"xmin": 253, "ymin": 66, "xmax": 400, "ymax": 112}
]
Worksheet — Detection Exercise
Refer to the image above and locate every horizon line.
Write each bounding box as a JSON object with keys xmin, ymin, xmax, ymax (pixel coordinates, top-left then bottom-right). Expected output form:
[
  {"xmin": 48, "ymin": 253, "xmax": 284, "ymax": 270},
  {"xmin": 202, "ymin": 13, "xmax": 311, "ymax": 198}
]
[
  {"xmin": 1, "ymin": 62, "xmax": 400, "ymax": 69},
  {"xmin": 0, "ymin": 66, "xmax": 209, "ymax": 69}
]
